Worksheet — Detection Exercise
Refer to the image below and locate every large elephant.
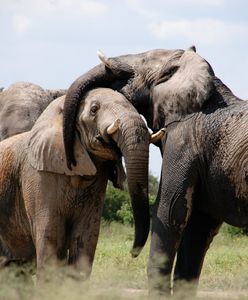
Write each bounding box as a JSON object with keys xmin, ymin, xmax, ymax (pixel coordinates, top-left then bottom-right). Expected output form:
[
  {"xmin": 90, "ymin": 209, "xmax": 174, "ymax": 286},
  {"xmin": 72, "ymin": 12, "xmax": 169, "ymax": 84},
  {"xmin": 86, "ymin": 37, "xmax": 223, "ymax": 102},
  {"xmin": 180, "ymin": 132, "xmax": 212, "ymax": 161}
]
[
  {"xmin": 62, "ymin": 46, "xmax": 248, "ymax": 295},
  {"xmin": 0, "ymin": 81, "xmax": 66, "ymax": 140},
  {"xmin": 0, "ymin": 87, "xmax": 162, "ymax": 277}
]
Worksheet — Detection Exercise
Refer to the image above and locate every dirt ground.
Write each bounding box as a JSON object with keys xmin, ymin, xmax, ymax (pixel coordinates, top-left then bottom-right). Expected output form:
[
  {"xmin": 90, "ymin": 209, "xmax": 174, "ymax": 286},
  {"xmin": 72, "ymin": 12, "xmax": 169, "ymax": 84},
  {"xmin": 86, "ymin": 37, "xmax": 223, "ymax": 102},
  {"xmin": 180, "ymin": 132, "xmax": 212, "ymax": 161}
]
[{"xmin": 121, "ymin": 288, "xmax": 248, "ymax": 299}]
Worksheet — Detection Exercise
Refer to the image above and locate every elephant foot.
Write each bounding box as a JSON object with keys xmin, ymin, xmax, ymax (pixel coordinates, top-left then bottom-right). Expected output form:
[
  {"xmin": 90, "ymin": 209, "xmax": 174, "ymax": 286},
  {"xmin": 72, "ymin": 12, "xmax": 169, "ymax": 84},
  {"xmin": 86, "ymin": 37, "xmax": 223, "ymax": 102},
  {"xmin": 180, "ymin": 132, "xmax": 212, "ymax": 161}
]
[
  {"xmin": 148, "ymin": 267, "xmax": 172, "ymax": 298},
  {"xmin": 0, "ymin": 256, "xmax": 9, "ymax": 268},
  {"xmin": 0, "ymin": 256, "xmax": 32, "ymax": 270},
  {"xmin": 148, "ymin": 289, "xmax": 172, "ymax": 299},
  {"xmin": 173, "ymin": 279, "xmax": 198, "ymax": 299}
]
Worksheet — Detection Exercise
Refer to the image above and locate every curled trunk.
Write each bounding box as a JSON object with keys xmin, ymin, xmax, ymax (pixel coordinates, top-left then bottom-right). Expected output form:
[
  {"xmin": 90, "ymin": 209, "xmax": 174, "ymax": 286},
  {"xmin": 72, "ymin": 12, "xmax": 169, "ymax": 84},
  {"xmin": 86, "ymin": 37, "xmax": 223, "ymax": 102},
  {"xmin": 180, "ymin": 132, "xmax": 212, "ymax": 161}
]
[
  {"xmin": 63, "ymin": 63, "xmax": 134, "ymax": 170},
  {"xmin": 63, "ymin": 63, "xmax": 150, "ymax": 255}
]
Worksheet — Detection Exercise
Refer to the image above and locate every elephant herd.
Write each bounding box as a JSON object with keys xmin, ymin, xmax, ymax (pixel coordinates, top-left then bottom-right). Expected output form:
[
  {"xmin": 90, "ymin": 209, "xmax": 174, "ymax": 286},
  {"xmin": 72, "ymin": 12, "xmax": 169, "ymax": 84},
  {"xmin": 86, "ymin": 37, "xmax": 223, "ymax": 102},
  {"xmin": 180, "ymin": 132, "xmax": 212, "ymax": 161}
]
[{"xmin": 0, "ymin": 46, "xmax": 247, "ymax": 296}]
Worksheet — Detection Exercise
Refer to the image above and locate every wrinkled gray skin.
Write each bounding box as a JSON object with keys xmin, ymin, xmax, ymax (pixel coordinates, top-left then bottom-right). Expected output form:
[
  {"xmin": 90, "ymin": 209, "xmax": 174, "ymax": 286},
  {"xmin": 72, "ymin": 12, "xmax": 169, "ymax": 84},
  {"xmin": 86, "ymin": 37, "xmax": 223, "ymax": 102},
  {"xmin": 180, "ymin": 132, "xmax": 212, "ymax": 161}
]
[
  {"xmin": 0, "ymin": 82, "xmax": 66, "ymax": 140},
  {"xmin": 0, "ymin": 88, "xmax": 150, "ymax": 277},
  {"xmin": 62, "ymin": 46, "xmax": 248, "ymax": 295}
]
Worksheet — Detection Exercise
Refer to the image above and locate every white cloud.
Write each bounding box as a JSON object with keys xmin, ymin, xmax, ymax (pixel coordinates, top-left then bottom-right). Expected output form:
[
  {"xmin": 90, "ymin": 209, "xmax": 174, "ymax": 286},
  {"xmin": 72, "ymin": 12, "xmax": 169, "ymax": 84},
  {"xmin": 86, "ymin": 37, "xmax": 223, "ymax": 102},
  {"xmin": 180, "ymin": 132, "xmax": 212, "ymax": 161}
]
[
  {"xmin": 12, "ymin": 15, "xmax": 30, "ymax": 35},
  {"xmin": 79, "ymin": 1, "xmax": 107, "ymax": 16},
  {"xmin": 149, "ymin": 19, "xmax": 247, "ymax": 45},
  {"xmin": 125, "ymin": 0, "xmax": 157, "ymax": 19},
  {"xmin": 40, "ymin": 0, "xmax": 108, "ymax": 16},
  {"xmin": 5, "ymin": 0, "xmax": 108, "ymax": 17},
  {"xmin": 183, "ymin": 0, "xmax": 225, "ymax": 6}
]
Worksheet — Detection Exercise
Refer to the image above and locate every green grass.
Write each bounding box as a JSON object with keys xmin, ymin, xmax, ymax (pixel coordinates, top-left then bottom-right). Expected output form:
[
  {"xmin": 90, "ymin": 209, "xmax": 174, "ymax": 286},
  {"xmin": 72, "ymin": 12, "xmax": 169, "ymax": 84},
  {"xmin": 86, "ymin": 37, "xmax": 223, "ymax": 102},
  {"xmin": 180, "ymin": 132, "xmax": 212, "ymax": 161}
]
[
  {"xmin": 199, "ymin": 224, "xmax": 248, "ymax": 291},
  {"xmin": 92, "ymin": 222, "xmax": 149, "ymax": 289},
  {"xmin": 1, "ymin": 222, "xmax": 248, "ymax": 299}
]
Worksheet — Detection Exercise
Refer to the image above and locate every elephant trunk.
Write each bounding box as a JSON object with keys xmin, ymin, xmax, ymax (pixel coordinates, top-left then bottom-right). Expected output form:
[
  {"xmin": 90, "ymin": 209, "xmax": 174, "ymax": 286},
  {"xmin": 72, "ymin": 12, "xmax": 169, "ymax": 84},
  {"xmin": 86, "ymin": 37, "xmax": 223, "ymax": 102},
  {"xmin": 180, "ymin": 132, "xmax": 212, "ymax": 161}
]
[
  {"xmin": 113, "ymin": 117, "xmax": 150, "ymax": 257},
  {"xmin": 63, "ymin": 63, "xmax": 134, "ymax": 170}
]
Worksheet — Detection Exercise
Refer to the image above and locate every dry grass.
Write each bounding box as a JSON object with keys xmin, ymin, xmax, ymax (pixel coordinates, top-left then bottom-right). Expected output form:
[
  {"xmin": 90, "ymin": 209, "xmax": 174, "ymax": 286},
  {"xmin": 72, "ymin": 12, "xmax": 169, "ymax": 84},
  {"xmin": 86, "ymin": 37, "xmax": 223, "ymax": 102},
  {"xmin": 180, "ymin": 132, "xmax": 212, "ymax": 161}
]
[{"xmin": 1, "ymin": 222, "xmax": 248, "ymax": 300}]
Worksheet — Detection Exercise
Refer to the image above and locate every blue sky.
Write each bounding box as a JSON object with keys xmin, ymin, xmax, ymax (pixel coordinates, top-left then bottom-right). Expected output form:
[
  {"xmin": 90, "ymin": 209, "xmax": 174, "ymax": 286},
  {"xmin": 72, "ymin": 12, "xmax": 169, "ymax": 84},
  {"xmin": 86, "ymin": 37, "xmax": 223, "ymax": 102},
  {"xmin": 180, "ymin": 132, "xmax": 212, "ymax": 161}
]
[{"xmin": 1, "ymin": 0, "xmax": 248, "ymax": 177}]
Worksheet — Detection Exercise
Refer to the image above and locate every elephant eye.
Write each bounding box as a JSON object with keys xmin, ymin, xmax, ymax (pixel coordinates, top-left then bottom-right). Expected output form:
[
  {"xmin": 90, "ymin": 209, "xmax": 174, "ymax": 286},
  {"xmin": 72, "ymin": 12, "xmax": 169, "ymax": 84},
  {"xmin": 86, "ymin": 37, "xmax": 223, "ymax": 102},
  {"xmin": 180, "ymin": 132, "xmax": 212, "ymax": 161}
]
[{"xmin": 90, "ymin": 103, "xmax": 99, "ymax": 116}]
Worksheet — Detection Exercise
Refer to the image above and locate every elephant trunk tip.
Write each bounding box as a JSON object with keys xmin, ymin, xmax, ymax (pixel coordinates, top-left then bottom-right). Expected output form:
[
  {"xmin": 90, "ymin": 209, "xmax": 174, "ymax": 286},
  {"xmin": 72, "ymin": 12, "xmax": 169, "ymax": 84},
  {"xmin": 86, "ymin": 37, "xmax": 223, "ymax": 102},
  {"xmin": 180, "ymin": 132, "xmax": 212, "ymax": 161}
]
[{"xmin": 130, "ymin": 246, "xmax": 142, "ymax": 258}]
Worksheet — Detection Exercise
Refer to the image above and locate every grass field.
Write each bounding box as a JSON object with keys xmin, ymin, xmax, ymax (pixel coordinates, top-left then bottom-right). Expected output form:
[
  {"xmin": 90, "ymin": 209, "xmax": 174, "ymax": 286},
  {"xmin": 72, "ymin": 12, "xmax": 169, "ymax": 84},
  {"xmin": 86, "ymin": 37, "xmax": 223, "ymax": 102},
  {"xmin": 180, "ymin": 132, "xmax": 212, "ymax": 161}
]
[{"xmin": 1, "ymin": 222, "xmax": 248, "ymax": 300}]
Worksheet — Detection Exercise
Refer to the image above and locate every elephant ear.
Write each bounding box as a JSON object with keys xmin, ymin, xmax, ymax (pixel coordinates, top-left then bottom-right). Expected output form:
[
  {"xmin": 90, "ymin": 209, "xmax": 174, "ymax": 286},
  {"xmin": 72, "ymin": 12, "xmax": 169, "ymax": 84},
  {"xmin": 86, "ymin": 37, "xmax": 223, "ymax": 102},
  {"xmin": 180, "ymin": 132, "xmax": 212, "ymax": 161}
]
[
  {"xmin": 28, "ymin": 96, "xmax": 97, "ymax": 176},
  {"xmin": 153, "ymin": 48, "xmax": 214, "ymax": 125}
]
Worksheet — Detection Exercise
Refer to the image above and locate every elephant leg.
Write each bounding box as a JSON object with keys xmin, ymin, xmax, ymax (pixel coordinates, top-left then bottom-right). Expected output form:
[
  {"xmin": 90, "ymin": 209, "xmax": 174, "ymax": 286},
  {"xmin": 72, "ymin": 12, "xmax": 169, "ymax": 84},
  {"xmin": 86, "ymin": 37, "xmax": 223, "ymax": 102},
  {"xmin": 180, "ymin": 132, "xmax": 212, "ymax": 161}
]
[
  {"xmin": 68, "ymin": 195, "xmax": 104, "ymax": 279},
  {"xmin": 25, "ymin": 174, "xmax": 68, "ymax": 273},
  {"xmin": 147, "ymin": 184, "xmax": 194, "ymax": 296},
  {"xmin": 147, "ymin": 134, "xmax": 199, "ymax": 296},
  {"xmin": 148, "ymin": 221, "xmax": 182, "ymax": 296},
  {"xmin": 173, "ymin": 210, "xmax": 222, "ymax": 294},
  {"xmin": 35, "ymin": 226, "xmax": 57, "ymax": 271},
  {"xmin": 35, "ymin": 214, "xmax": 66, "ymax": 273},
  {"xmin": 0, "ymin": 240, "xmax": 11, "ymax": 267}
]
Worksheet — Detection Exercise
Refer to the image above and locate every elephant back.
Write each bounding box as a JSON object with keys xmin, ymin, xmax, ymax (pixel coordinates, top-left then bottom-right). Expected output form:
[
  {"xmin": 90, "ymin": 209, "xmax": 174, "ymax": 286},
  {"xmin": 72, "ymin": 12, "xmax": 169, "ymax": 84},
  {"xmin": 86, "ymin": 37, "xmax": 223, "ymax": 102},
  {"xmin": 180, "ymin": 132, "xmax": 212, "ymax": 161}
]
[{"xmin": 0, "ymin": 82, "xmax": 65, "ymax": 141}]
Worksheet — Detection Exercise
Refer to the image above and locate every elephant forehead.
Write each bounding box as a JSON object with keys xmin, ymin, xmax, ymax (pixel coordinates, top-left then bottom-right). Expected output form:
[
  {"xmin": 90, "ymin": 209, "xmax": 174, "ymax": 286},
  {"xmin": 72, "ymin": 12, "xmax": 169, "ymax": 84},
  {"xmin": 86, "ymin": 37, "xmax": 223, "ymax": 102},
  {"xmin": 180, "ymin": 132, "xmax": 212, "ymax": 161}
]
[
  {"xmin": 133, "ymin": 49, "xmax": 183, "ymax": 69},
  {"xmin": 79, "ymin": 88, "xmax": 132, "ymax": 112},
  {"xmin": 85, "ymin": 88, "xmax": 125, "ymax": 101},
  {"xmin": 115, "ymin": 49, "xmax": 178, "ymax": 66},
  {"xmin": 145, "ymin": 49, "xmax": 177, "ymax": 60}
]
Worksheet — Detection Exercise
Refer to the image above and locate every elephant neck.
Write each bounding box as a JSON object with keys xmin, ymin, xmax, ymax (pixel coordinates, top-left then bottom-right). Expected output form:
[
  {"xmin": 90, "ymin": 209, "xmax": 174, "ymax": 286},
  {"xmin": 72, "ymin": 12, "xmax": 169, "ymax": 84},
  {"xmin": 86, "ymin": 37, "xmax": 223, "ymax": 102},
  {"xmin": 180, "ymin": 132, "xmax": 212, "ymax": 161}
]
[{"xmin": 152, "ymin": 107, "xmax": 183, "ymax": 132}]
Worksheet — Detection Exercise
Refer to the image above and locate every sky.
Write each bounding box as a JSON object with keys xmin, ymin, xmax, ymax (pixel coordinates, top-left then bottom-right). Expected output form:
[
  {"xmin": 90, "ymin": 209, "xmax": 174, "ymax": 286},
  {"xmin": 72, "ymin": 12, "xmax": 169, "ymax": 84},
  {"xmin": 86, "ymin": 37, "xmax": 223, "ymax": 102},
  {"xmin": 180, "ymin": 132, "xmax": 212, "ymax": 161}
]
[{"xmin": 1, "ymin": 0, "xmax": 248, "ymax": 178}]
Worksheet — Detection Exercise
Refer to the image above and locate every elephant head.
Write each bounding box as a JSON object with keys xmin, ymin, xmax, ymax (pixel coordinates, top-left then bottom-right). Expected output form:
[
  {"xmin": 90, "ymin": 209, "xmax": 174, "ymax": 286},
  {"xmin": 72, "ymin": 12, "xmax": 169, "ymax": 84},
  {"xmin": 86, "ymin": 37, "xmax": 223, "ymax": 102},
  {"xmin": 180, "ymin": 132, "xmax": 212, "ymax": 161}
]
[
  {"xmin": 63, "ymin": 46, "xmax": 214, "ymax": 169},
  {"xmin": 0, "ymin": 82, "xmax": 67, "ymax": 141},
  {"xmin": 29, "ymin": 88, "xmax": 161, "ymax": 256}
]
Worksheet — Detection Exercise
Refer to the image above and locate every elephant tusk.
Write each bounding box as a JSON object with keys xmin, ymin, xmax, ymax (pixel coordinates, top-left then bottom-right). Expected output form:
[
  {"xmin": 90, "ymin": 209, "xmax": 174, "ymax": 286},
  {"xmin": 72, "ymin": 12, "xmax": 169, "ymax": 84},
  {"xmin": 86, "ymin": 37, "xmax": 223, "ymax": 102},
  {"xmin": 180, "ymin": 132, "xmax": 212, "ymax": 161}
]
[
  {"xmin": 97, "ymin": 50, "xmax": 111, "ymax": 68},
  {"xmin": 150, "ymin": 128, "xmax": 166, "ymax": 144},
  {"xmin": 107, "ymin": 119, "xmax": 121, "ymax": 135}
]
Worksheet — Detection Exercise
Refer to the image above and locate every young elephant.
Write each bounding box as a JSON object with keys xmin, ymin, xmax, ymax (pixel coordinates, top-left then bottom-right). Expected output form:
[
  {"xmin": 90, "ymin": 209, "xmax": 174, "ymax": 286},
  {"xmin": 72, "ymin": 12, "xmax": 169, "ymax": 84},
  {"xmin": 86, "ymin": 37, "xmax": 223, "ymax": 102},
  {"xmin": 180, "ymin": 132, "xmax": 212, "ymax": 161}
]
[{"xmin": 0, "ymin": 88, "xmax": 162, "ymax": 276}]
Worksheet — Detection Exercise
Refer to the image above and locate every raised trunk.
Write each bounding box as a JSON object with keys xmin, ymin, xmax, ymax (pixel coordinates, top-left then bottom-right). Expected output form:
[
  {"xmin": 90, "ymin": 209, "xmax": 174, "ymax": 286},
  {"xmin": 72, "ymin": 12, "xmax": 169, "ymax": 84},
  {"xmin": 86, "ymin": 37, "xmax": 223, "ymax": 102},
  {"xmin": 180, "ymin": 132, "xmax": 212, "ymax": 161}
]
[{"xmin": 114, "ymin": 118, "xmax": 150, "ymax": 257}]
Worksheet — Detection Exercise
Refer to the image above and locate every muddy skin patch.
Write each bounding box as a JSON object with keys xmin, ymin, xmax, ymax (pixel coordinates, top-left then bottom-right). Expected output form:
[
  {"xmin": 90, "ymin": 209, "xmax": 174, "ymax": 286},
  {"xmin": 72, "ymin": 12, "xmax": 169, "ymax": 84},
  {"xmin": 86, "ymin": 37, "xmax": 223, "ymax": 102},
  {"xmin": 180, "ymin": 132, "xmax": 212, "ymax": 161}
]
[{"xmin": 0, "ymin": 147, "xmax": 17, "ymax": 219}]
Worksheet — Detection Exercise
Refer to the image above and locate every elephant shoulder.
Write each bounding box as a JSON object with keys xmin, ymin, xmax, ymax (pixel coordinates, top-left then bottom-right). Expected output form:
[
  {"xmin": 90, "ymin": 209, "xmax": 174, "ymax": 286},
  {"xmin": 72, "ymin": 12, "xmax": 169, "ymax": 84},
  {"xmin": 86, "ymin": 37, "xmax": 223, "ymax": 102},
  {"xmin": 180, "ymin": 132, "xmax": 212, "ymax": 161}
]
[
  {"xmin": 0, "ymin": 132, "xmax": 29, "ymax": 185},
  {"xmin": 0, "ymin": 132, "xmax": 29, "ymax": 153},
  {"xmin": 0, "ymin": 132, "xmax": 29, "ymax": 160}
]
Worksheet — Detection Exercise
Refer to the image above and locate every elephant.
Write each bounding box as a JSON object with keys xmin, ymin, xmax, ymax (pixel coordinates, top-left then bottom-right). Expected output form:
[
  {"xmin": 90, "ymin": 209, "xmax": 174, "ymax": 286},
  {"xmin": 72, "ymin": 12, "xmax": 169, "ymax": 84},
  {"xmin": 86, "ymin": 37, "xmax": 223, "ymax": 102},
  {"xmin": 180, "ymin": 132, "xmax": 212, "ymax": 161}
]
[
  {"xmin": 0, "ymin": 87, "xmax": 165, "ymax": 277},
  {"xmin": 0, "ymin": 81, "xmax": 66, "ymax": 141},
  {"xmin": 62, "ymin": 46, "xmax": 248, "ymax": 295}
]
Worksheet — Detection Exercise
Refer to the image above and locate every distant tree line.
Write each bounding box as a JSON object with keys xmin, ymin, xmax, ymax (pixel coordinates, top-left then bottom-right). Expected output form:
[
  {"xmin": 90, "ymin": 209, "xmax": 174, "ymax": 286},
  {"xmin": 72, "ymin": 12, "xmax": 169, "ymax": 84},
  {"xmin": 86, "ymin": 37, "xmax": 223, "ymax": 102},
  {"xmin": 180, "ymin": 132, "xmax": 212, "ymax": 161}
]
[
  {"xmin": 103, "ymin": 172, "xmax": 159, "ymax": 224},
  {"xmin": 103, "ymin": 173, "xmax": 248, "ymax": 237}
]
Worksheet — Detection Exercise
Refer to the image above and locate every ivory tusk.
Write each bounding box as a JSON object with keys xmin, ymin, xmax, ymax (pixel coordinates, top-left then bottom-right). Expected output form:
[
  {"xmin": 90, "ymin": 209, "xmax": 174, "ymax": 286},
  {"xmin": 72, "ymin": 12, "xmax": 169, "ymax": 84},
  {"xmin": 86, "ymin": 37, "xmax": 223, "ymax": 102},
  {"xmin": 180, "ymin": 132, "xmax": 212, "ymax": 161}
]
[
  {"xmin": 97, "ymin": 50, "xmax": 111, "ymax": 67},
  {"xmin": 150, "ymin": 128, "xmax": 166, "ymax": 144},
  {"xmin": 107, "ymin": 119, "xmax": 121, "ymax": 135}
]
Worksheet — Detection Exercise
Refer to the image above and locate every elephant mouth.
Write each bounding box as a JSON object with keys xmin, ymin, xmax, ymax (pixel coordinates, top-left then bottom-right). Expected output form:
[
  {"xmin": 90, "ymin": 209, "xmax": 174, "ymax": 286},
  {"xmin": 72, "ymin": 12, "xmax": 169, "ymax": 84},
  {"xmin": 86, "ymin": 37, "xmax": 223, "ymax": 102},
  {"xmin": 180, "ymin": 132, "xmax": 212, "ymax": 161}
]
[
  {"xmin": 76, "ymin": 125, "xmax": 122, "ymax": 161},
  {"xmin": 90, "ymin": 134, "xmax": 122, "ymax": 161}
]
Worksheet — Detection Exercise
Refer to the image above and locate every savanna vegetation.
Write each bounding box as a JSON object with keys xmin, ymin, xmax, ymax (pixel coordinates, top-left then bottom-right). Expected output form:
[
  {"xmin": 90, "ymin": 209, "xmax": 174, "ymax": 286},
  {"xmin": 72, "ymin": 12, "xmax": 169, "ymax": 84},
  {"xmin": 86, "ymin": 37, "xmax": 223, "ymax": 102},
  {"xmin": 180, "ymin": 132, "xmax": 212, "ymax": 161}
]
[
  {"xmin": 1, "ymin": 174, "xmax": 248, "ymax": 300},
  {"xmin": 103, "ymin": 172, "xmax": 158, "ymax": 224}
]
